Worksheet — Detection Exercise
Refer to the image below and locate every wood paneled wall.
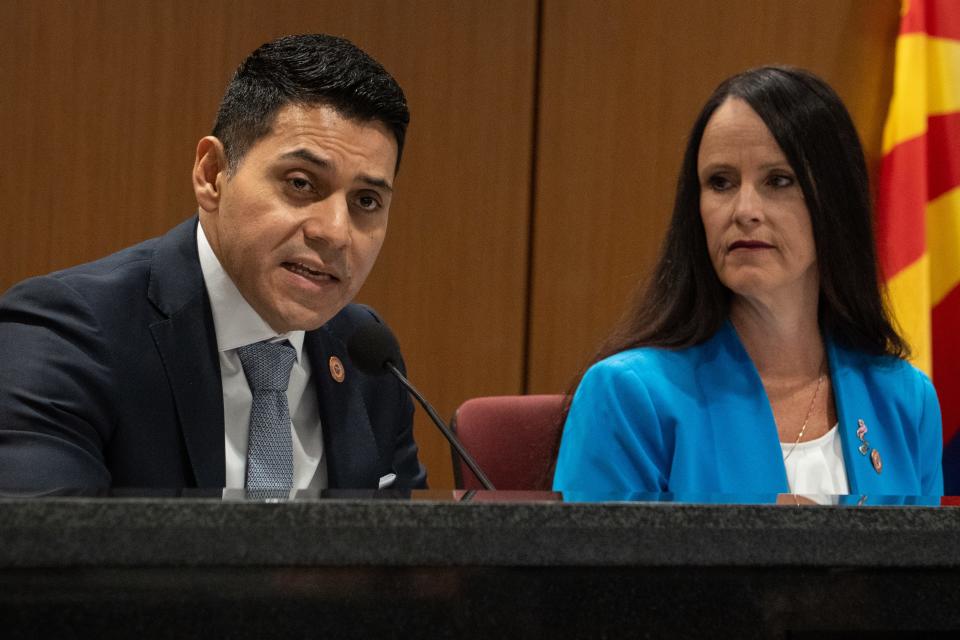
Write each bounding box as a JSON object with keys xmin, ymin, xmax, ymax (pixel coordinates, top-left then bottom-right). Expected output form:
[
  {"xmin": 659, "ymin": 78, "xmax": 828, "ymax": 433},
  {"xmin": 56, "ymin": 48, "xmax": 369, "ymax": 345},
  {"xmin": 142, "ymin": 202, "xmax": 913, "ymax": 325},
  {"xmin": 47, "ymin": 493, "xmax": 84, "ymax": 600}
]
[
  {"xmin": 528, "ymin": 0, "xmax": 901, "ymax": 394},
  {"xmin": 0, "ymin": 0, "xmax": 900, "ymax": 487}
]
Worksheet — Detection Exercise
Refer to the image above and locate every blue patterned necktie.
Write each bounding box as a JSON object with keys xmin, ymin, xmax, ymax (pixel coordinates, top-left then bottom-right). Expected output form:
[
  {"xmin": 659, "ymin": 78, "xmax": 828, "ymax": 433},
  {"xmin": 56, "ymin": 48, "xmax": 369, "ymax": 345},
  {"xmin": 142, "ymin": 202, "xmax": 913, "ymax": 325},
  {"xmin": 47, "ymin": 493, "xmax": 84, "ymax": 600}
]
[{"xmin": 237, "ymin": 340, "xmax": 297, "ymax": 490}]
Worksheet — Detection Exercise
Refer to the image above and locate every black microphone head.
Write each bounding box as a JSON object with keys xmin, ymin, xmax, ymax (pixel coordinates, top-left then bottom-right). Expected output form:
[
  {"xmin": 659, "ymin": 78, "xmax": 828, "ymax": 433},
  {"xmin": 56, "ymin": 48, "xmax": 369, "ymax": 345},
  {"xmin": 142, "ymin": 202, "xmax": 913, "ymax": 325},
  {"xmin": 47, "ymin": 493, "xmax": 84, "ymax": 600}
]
[{"xmin": 347, "ymin": 322, "xmax": 402, "ymax": 375}]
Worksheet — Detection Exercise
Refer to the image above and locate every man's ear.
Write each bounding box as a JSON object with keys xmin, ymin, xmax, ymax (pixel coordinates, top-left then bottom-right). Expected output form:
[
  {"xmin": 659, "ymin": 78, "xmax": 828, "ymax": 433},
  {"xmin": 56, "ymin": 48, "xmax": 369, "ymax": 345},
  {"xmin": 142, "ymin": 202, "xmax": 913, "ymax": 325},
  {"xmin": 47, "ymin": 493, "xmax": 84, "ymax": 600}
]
[{"xmin": 192, "ymin": 136, "xmax": 228, "ymax": 212}]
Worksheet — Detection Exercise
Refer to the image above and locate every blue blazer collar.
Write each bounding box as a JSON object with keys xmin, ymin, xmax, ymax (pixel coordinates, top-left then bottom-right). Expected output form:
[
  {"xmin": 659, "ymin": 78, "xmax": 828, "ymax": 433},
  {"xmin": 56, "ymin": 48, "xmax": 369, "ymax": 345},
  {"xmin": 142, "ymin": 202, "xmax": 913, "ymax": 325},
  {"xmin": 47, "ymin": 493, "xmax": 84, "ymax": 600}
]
[
  {"xmin": 707, "ymin": 321, "xmax": 887, "ymax": 495},
  {"xmin": 700, "ymin": 322, "xmax": 789, "ymax": 493},
  {"xmin": 827, "ymin": 340, "xmax": 887, "ymax": 495}
]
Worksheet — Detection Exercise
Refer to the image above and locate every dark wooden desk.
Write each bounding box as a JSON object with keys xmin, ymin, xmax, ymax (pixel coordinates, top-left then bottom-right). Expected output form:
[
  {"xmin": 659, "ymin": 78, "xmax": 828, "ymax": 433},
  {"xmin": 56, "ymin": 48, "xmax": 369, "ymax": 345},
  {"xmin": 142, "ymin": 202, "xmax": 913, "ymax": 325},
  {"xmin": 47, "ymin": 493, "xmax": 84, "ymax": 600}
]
[{"xmin": 2, "ymin": 492, "xmax": 959, "ymax": 638}]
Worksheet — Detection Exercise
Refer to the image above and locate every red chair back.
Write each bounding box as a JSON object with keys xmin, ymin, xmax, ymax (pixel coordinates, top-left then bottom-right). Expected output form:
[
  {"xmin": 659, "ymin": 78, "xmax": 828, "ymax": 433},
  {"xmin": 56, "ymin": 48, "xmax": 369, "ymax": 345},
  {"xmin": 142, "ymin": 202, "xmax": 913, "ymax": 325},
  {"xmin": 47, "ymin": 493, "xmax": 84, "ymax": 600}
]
[{"xmin": 449, "ymin": 395, "xmax": 566, "ymax": 490}]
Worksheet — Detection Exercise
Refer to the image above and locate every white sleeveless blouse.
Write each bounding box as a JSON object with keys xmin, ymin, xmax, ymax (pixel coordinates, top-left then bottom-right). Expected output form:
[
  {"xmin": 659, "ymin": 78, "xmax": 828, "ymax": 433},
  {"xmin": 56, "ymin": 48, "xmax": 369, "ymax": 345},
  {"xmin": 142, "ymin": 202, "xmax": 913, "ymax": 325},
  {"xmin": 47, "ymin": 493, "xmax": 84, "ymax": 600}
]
[{"xmin": 780, "ymin": 424, "xmax": 850, "ymax": 497}]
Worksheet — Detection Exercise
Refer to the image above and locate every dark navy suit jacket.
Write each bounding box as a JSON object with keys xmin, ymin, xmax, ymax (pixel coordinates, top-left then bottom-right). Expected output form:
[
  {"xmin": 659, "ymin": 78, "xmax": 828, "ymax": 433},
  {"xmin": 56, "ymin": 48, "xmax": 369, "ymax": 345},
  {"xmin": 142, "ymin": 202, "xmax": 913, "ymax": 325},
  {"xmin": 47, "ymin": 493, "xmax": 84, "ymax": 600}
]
[{"xmin": 0, "ymin": 217, "xmax": 426, "ymax": 490}]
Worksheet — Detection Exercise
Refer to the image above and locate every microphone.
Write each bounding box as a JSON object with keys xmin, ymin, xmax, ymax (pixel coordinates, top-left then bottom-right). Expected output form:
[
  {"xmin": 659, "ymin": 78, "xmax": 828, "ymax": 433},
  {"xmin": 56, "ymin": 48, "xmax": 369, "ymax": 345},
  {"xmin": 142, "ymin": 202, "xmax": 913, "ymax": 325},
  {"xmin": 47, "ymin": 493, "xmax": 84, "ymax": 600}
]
[{"xmin": 347, "ymin": 323, "xmax": 496, "ymax": 491}]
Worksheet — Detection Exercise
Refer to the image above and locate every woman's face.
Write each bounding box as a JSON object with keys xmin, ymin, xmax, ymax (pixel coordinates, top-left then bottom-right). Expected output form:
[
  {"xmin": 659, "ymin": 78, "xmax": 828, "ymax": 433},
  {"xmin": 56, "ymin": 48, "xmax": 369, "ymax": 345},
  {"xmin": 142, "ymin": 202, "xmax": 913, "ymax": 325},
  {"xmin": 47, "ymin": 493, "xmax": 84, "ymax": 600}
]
[{"xmin": 697, "ymin": 97, "xmax": 818, "ymax": 307}]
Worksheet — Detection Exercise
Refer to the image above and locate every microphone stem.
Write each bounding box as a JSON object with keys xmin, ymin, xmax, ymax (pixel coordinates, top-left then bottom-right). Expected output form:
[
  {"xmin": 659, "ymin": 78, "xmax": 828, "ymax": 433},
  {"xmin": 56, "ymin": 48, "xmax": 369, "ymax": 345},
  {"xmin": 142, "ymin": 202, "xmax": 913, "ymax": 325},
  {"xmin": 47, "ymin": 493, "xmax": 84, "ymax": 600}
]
[{"xmin": 386, "ymin": 363, "xmax": 496, "ymax": 491}]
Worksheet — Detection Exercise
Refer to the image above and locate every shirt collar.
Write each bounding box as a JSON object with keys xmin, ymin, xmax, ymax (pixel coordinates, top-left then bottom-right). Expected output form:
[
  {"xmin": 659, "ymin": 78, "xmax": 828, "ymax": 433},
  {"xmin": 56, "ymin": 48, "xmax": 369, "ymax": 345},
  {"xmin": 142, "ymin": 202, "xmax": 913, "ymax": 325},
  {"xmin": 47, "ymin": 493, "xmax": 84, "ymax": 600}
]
[{"xmin": 196, "ymin": 220, "xmax": 305, "ymax": 361}]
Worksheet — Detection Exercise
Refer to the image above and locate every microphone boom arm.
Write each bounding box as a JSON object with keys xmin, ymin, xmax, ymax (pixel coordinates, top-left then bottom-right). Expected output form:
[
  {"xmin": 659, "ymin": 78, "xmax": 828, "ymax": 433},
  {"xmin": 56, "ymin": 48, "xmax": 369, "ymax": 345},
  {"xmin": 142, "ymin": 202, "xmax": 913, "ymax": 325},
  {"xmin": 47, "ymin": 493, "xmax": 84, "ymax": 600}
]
[{"xmin": 386, "ymin": 363, "xmax": 496, "ymax": 491}]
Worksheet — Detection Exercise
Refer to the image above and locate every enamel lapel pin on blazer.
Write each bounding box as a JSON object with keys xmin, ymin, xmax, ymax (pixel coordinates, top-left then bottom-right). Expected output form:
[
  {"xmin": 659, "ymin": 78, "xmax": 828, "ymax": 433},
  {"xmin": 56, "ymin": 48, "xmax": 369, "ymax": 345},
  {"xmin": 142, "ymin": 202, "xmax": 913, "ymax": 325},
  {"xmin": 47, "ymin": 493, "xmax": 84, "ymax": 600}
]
[
  {"xmin": 329, "ymin": 356, "xmax": 345, "ymax": 383},
  {"xmin": 856, "ymin": 419, "xmax": 882, "ymax": 474}
]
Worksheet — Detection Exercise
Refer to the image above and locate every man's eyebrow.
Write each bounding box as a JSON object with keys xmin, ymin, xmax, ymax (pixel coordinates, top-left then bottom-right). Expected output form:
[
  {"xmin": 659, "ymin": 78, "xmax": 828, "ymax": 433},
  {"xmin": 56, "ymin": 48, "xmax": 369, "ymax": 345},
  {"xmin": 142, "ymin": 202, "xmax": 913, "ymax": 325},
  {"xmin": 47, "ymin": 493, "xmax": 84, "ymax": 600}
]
[
  {"xmin": 280, "ymin": 148, "xmax": 330, "ymax": 169},
  {"xmin": 279, "ymin": 149, "xmax": 393, "ymax": 193},
  {"xmin": 359, "ymin": 175, "xmax": 393, "ymax": 193}
]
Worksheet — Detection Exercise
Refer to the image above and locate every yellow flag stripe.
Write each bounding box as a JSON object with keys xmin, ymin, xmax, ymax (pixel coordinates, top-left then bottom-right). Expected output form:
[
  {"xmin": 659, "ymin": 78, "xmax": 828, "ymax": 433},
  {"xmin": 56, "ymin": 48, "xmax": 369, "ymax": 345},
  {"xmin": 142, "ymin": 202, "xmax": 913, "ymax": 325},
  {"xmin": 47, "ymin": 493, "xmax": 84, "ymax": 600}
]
[
  {"xmin": 884, "ymin": 33, "xmax": 927, "ymax": 152},
  {"xmin": 928, "ymin": 35, "xmax": 960, "ymax": 114},
  {"xmin": 886, "ymin": 254, "xmax": 932, "ymax": 376},
  {"xmin": 882, "ymin": 34, "xmax": 960, "ymax": 153},
  {"xmin": 928, "ymin": 185, "xmax": 960, "ymax": 306}
]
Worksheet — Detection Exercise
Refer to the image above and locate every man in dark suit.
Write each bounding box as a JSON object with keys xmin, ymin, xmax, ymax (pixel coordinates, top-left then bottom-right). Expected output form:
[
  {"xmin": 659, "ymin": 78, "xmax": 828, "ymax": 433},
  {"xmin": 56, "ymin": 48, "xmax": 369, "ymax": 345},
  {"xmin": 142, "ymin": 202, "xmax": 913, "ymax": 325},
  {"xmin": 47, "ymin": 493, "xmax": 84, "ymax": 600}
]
[{"xmin": 0, "ymin": 34, "xmax": 426, "ymax": 491}]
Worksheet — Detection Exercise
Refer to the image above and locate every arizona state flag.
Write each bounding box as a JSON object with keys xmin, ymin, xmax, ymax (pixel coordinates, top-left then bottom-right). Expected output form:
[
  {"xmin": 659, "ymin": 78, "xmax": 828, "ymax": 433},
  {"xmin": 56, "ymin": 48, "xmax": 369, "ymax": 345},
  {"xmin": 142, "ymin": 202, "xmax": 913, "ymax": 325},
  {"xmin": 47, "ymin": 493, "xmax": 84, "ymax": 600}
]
[{"xmin": 875, "ymin": 0, "xmax": 960, "ymax": 493}]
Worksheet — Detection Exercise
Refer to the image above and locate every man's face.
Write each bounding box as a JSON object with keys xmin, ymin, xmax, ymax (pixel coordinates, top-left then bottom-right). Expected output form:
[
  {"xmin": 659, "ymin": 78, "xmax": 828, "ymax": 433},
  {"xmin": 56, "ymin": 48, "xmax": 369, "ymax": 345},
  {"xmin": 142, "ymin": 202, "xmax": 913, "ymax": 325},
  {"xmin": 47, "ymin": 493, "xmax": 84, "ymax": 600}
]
[{"xmin": 196, "ymin": 104, "xmax": 398, "ymax": 333}]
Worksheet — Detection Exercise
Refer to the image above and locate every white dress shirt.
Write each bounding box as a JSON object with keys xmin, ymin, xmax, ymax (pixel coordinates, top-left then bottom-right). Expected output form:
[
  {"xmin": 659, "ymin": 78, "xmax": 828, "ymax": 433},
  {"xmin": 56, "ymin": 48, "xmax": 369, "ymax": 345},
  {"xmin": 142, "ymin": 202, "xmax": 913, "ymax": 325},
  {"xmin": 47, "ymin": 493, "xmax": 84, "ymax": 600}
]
[{"xmin": 196, "ymin": 223, "xmax": 327, "ymax": 490}]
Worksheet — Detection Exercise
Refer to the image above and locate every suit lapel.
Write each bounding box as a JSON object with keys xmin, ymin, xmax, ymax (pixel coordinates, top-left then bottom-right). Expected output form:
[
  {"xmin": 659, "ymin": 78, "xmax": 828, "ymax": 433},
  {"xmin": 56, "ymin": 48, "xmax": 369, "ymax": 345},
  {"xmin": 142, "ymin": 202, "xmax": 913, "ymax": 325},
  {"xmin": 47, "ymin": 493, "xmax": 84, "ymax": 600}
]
[
  {"xmin": 305, "ymin": 328, "xmax": 380, "ymax": 489},
  {"xmin": 700, "ymin": 323, "xmax": 790, "ymax": 493},
  {"xmin": 828, "ymin": 341, "xmax": 884, "ymax": 495},
  {"xmin": 147, "ymin": 217, "xmax": 225, "ymax": 488}
]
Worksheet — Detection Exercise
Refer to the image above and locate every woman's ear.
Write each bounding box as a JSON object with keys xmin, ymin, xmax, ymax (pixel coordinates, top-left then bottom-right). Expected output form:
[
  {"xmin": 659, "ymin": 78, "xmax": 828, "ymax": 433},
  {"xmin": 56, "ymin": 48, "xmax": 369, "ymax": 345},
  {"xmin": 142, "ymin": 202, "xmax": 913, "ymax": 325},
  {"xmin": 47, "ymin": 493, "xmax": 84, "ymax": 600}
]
[{"xmin": 192, "ymin": 136, "xmax": 228, "ymax": 212}]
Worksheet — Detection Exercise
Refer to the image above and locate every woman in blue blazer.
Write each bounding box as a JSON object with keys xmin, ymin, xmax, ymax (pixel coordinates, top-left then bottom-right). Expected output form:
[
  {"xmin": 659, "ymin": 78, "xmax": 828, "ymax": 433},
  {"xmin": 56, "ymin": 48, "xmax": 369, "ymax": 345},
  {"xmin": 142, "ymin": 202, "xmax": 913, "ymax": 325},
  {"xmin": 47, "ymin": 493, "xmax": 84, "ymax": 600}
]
[{"xmin": 553, "ymin": 67, "xmax": 943, "ymax": 498}]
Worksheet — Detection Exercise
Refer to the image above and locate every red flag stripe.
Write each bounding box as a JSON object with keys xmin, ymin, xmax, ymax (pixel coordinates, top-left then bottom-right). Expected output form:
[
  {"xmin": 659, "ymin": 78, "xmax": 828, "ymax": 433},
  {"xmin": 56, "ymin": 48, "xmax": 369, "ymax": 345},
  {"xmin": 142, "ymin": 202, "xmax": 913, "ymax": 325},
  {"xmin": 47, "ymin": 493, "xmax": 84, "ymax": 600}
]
[
  {"xmin": 932, "ymin": 284, "xmax": 960, "ymax": 441},
  {"xmin": 876, "ymin": 111, "xmax": 960, "ymax": 280},
  {"xmin": 928, "ymin": 111, "xmax": 960, "ymax": 201},
  {"xmin": 900, "ymin": 0, "xmax": 960, "ymax": 40},
  {"xmin": 875, "ymin": 132, "xmax": 928, "ymax": 278}
]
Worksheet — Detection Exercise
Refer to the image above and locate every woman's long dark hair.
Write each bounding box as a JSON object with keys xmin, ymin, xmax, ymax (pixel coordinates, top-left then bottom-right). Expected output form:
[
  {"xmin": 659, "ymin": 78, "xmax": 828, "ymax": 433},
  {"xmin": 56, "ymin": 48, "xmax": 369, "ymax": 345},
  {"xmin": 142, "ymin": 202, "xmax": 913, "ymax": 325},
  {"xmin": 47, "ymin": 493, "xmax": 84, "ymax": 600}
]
[
  {"xmin": 545, "ymin": 67, "xmax": 909, "ymax": 480},
  {"xmin": 592, "ymin": 65, "xmax": 907, "ymax": 367}
]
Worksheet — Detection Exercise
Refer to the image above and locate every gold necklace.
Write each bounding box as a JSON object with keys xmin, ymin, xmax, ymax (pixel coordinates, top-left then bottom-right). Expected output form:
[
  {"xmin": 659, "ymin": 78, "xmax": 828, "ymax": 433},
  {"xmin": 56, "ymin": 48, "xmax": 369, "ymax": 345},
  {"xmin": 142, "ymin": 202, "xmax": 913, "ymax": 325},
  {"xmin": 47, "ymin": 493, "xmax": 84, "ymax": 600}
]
[{"xmin": 782, "ymin": 358, "xmax": 826, "ymax": 461}]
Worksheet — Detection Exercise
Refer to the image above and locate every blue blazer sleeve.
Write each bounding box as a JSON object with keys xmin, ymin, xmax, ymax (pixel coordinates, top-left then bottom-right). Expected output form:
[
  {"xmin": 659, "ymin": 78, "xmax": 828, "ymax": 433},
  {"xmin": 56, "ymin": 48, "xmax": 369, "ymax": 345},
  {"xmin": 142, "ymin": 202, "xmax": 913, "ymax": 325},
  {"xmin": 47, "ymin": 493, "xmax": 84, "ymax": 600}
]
[
  {"xmin": 553, "ymin": 354, "xmax": 674, "ymax": 494},
  {"xmin": 916, "ymin": 372, "xmax": 943, "ymax": 496}
]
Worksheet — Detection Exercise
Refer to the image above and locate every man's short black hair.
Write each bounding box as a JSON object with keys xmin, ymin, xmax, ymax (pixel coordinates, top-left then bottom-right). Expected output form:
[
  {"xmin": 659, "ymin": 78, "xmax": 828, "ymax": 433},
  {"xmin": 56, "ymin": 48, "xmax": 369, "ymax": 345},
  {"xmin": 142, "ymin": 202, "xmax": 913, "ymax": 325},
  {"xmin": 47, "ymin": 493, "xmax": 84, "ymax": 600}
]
[{"xmin": 212, "ymin": 33, "xmax": 409, "ymax": 172}]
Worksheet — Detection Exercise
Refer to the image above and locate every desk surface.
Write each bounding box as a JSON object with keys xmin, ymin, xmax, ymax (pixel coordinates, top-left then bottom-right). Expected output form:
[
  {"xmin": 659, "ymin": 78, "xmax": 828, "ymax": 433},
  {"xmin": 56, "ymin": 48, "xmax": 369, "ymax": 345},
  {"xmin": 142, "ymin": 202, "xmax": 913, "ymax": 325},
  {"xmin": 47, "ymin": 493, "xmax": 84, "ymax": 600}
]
[
  {"xmin": 2, "ymin": 494, "xmax": 959, "ymax": 637},
  {"xmin": 1, "ymin": 492, "xmax": 959, "ymax": 567}
]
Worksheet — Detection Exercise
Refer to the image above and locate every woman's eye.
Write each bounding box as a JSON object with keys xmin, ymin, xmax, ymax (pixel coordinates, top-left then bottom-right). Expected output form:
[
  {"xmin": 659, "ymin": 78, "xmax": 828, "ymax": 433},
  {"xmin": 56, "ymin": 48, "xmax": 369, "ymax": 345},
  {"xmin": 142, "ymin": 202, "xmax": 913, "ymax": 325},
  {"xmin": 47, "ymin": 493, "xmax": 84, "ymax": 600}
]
[
  {"xmin": 708, "ymin": 175, "xmax": 732, "ymax": 191},
  {"xmin": 769, "ymin": 174, "xmax": 795, "ymax": 188}
]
